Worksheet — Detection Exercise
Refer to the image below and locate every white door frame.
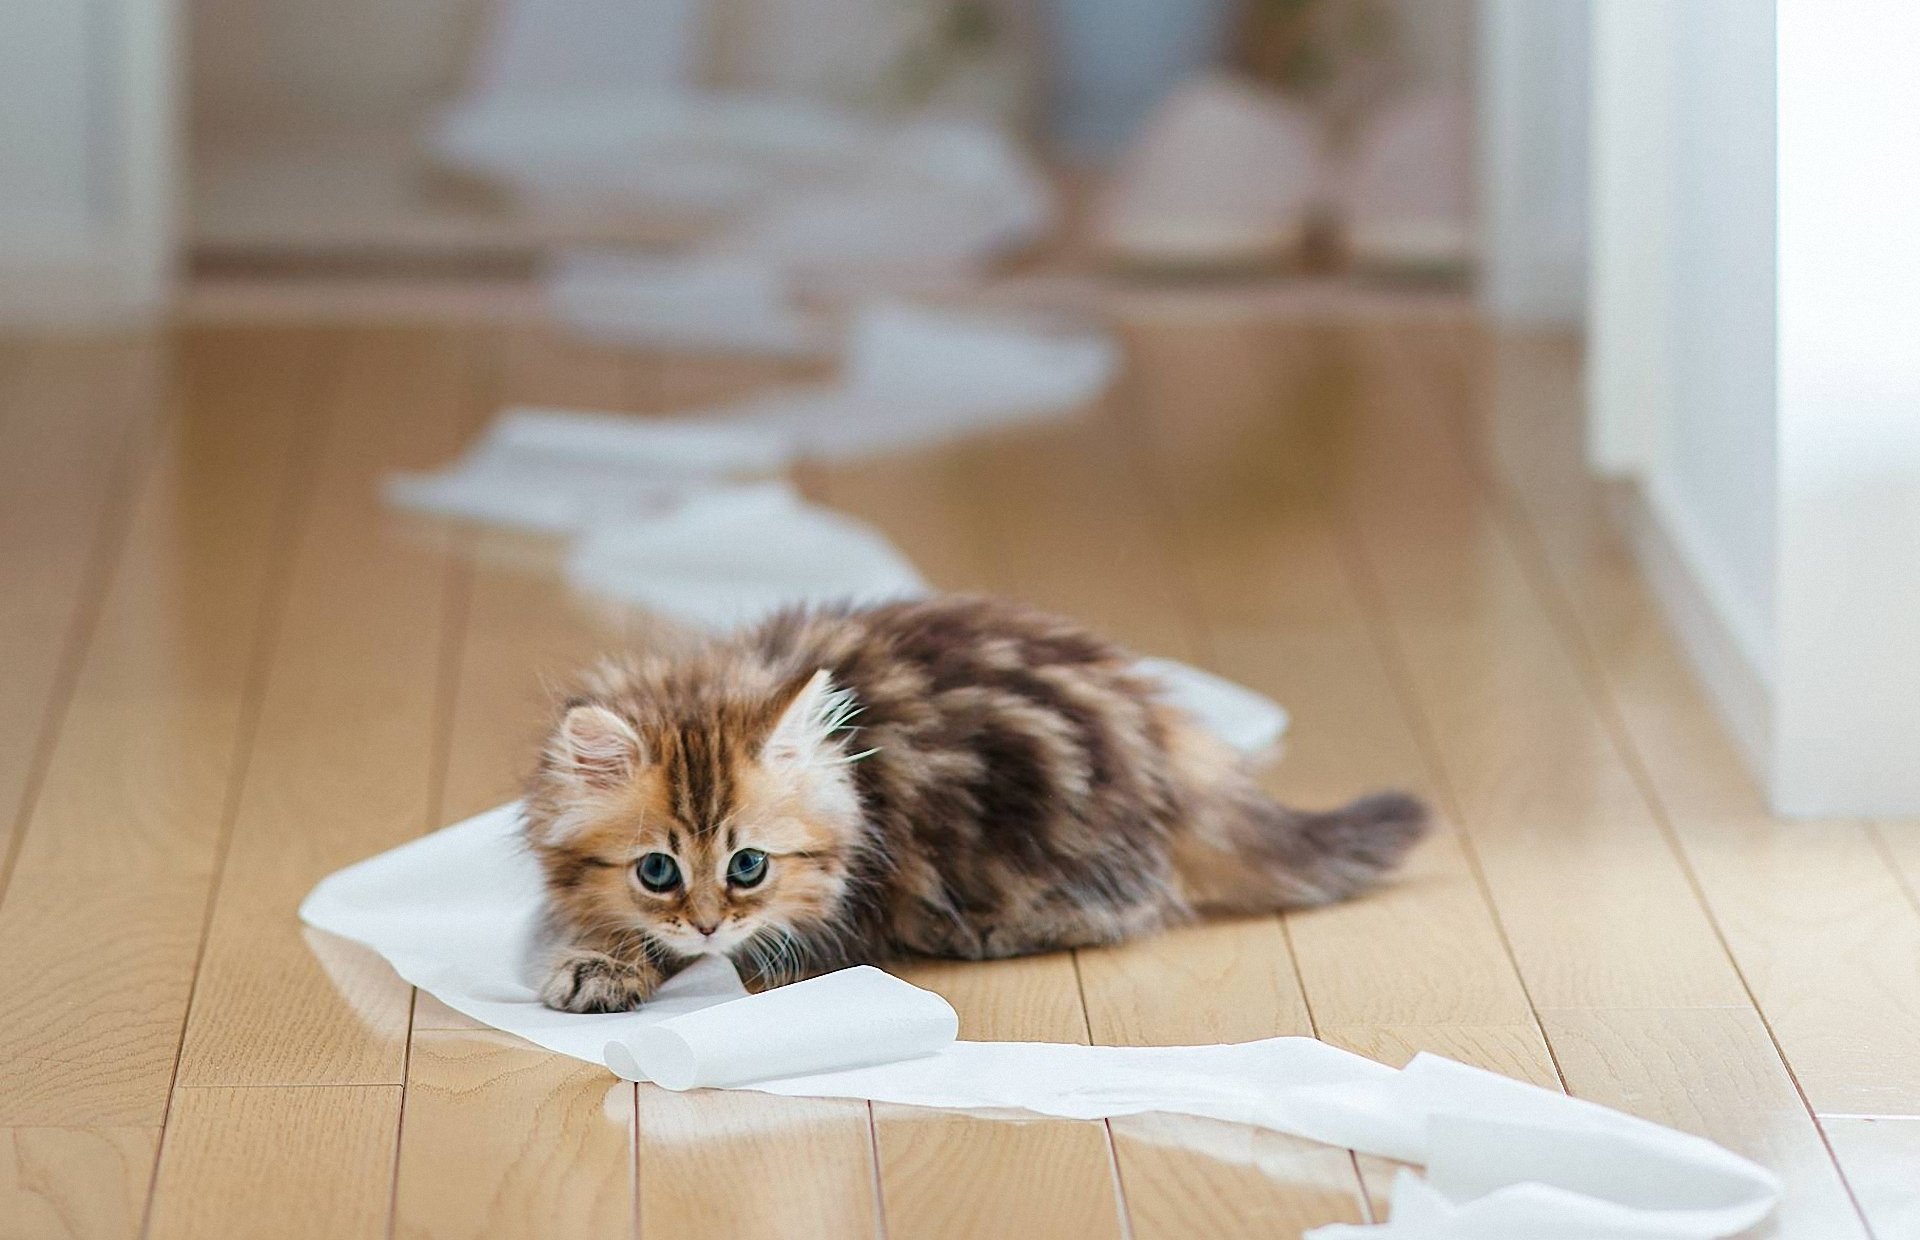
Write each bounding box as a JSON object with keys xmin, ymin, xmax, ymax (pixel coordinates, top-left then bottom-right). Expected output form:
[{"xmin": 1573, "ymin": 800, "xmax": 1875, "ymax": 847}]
[{"xmin": 0, "ymin": 0, "xmax": 179, "ymax": 324}]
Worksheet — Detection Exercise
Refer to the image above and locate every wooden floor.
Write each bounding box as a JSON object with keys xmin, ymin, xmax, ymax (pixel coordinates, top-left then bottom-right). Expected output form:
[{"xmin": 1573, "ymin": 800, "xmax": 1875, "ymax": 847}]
[{"xmin": 2, "ymin": 307, "xmax": 1917, "ymax": 1240}]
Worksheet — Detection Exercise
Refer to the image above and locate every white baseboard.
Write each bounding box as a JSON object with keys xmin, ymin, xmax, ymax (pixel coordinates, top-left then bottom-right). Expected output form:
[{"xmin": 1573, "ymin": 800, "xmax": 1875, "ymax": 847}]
[{"xmin": 1612, "ymin": 482, "xmax": 1773, "ymax": 790}]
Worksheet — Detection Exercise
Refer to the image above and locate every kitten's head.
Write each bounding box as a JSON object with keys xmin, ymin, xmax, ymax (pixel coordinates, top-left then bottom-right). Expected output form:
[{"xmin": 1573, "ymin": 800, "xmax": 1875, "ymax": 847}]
[{"xmin": 525, "ymin": 666, "xmax": 867, "ymax": 973}]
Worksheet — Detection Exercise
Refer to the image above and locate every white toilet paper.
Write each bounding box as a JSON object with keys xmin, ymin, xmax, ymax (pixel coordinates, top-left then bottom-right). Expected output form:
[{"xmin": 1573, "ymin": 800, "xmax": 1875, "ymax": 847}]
[
  {"xmin": 545, "ymin": 251, "xmax": 832, "ymax": 357},
  {"xmin": 605, "ymin": 965, "xmax": 957, "ymax": 1090},
  {"xmin": 564, "ymin": 481, "xmax": 930, "ymax": 628},
  {"xmin": 722, "ymin": 301, "xmax": 1117, "ymax": 462},
  {"xmin": 385, "ymin": 303, "xmax": 1118, "ymax": 535},
  {"xmin": 389, "ymin": 427, "xmax": 1289, "ymax": 759},
  {"xmin": 385, "ymin": 407, "xmax": 790, "ymax": 533},
  {"xmin": 300, "ymin": 803, "xmax": 1778, "ymax": 1239},
  {"xmin": 1137, "ymin": 656, "xmax": 1290, "ymax": 760}
]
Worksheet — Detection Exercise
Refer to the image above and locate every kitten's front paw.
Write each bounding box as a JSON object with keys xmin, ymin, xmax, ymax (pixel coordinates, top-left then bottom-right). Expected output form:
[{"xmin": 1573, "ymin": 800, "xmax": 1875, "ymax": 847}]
[{"xmin": 540, "ymin": 950, "xmax": 657, "ymax": 1013}]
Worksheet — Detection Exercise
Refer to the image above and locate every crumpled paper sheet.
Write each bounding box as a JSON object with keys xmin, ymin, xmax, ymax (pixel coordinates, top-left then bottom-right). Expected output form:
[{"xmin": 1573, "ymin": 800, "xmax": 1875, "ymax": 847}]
[
  {"xmin": 301, "ymin": 802, "xmax": 1780, "ymax": 1239},
  {"xmin": 545, "ymin": 251, "xmax": 832, "ymax": 357},
  {"xmin": 385, "ymin": 307, "xmax": 1280, "ymax": 757},
  {"xmin": 385, "ymin": 407, "xmax": 789, "ymax": 534},
  {"xmin": 393, "ymin": 464, "xmax": 1288, "ymax": 757},
  {"xmin": 720, "ymin": 302, "xmax": 1118, "ymax": 462},
  {"xmin": 563, "ymin": 481, "xmax": 930, "ymax": 628},
  {"xmin": 431, "ymin": 86, "xmax": 1054, "ymax": 353},
  {"xmin": 429, "ymin": 89, "xmax": 879, "ymax": 214},
  {"xmin": 1135, "ymin": 655, "xmax": 1289, "ymax": 761}
]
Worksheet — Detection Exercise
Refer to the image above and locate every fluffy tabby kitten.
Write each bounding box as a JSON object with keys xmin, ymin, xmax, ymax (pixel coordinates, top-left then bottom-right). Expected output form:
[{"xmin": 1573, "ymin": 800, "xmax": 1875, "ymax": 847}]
[{"xmin": 525, "ymin": 595, "xmax": 1427, "ymax": 1012}]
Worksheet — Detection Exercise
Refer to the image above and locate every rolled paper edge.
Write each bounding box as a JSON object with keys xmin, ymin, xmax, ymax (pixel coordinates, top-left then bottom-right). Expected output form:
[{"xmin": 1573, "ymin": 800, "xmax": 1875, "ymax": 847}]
[
  {"xmin": 603, "ymin": 1039, "xmax": 646, "ymax": 1083},
  {"xmin": 631, "ymin": 1026, "xmax": 703, "ymax": 1091}
]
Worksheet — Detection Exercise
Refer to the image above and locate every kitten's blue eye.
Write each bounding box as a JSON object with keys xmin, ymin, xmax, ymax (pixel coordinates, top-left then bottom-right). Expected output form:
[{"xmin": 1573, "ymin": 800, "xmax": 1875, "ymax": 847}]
[
  {"xmin": 726, "ymin": 848, "xmax": 768, "ymax": 888},
  {"xmin": 636, "ymin": 852, "xmax": 681, "ymax": 892}
]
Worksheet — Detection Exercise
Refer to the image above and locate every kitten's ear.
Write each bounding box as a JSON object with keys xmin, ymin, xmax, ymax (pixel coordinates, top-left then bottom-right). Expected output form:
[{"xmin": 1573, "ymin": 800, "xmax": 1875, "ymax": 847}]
[
  {"xmin": 763, "ymin": 669, "xmax": 855, "ymax": 768},
  {"xmin": 551, "ymin": 704, "xmax": 642, "ymax": 789}
]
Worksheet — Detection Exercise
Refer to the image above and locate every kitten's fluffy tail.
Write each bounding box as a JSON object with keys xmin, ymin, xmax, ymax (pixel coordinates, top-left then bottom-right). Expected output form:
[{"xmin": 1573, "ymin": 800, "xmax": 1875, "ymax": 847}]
[{"xmin": 1174, "ymin": 783, "xmax": 1430, "ymax": 913}]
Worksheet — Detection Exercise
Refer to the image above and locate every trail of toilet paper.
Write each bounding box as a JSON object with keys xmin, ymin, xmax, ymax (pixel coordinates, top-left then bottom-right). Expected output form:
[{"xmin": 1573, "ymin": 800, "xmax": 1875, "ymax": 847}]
[
  {"xmin": 300, "ymin": 802, "xmax": 1779, "ymax": 1239},
  {"xmin": 546, "ymin": 252, "xmax": 832, "ymax": 357},
  {"xmin": 562, "ymin": 481, "xmax": 932, "ymax": 627},
  {"xmin": 383, "ymin": 322, "xmax": 1286, "ymax": 758},
  {"xmin": 387, "ymin": 301, "xmax": 1120, "ymax": 531},
  {"xmin": 431, "ymin": 71, "xmax": 1054, "ymax": 354},
  {"xmin": 472, "ymin": 478, "xmax": 1286, "ymax": 756},
  {"xmin": 430, "ymin": 74, "xmax": 1055, "ymax": 355},
  {"xmin": 431, "ymin": 93, "xmax": 1048, "ymax": 260}
]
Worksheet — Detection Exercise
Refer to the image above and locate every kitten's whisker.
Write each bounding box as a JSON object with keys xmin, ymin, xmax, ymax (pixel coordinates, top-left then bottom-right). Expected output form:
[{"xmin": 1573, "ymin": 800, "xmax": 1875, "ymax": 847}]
[
  {"xmin": 779, "ymin": 927, "xmax": 806, "ymax": 978},
  {"xmin": 739, "ymin": 935, "xmax": 770, "ymax": 986}
]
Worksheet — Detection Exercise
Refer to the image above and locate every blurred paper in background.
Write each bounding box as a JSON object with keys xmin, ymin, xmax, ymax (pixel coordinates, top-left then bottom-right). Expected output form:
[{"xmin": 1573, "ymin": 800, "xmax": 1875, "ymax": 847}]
[{"xmin": 186, "ymin": 0, "xmax": 1473, "ymax": 283}]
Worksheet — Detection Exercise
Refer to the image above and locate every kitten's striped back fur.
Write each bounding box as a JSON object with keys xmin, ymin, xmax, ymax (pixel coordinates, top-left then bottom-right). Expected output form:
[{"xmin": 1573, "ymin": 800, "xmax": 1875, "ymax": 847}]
[{"xmin": 525, "ymin": 595, "xmax": 1427, "ymax": 1011}]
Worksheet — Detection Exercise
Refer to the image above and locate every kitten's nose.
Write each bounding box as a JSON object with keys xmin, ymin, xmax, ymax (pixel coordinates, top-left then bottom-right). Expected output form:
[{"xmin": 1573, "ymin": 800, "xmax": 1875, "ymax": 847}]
[{"xmin": 692, "ymin": 918, "xmax": 720, "ymax": 937}]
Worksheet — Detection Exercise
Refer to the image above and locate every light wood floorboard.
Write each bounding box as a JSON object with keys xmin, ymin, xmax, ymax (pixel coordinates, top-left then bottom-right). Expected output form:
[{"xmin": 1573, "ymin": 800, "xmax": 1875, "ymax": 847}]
[
  {"xmin": 390, "ymin": 327, "xmax": 644, "ymax": 1240},
  {"xmin": 1823, "ymin": 1117, "xmax": 1920, "ymax": 1240},
  {"xmin": 0, "ymin": 330, "xmax": 325, "ymax": 1136},
  {"xmin": 0, "ymin": 1126, "xmax": 158, "ymax": 1240},
  {"xmin": 1349, "ymin": 323, "xmax": 1872, "ymax": 1236},
  {"xmin": 816, "ymin": 420, "xmax": 1136, "ymax": 1238},
  {"xmin": 147, "ymin": 1085, "xmax": 400, "ymax": 1240},
  {"xmin": 0, "ymin": 339, "xmax": 159, "ymax": 873},
  {"xmin": 396, "ymin": 1031, "xmax": 635, "ymax": 1240},
  {"xmin": 176, "ymin": 328, "xmax": 477, "ymax": 1088},
  {"xmin": 1120, "ymin": 321, "xmax": 1557, "ymax": 1065},
  {"xmin": 1433, "ymin": 329, "xmax": 1920, "ymax": 1121}
]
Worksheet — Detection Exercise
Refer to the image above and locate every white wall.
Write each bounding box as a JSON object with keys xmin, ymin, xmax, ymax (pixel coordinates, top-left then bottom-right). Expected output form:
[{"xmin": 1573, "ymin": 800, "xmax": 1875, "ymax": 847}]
[
  {"xmin": 0, "ymin": 0, "xmax": 176, "ymax": 322},
  {"xmin": 0, "ymin": 2, "xmax": 95, "ymax": 263},
  {"xmin": 1589, "ymin": 0, "xmax": 1920, "ymax": 815},
  {"xmin": 1584, "ymin": 1, "xmax": 1671, "ymax": 474},
  {"xmin": 1773, "ymin": 0, "xmax": 1920, "ymax": 816},
  {"xmin": 1588, "ymin": 0, "xmax": 1778, "ymax": 776},
  {"xmin": 1476, "ymin": 0, "xmax": 1590, "ymax": 325},
  {"xmin": 1648, "ymin": 1, "xmax": 1779, "ymax": 684}
]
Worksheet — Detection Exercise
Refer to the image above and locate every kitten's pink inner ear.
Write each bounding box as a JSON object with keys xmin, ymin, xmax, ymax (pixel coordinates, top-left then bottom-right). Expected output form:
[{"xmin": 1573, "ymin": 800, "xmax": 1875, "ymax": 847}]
[
  {"xmin": 557, "ymin": 704, "xmax": 641, "ymax": 788},
  {"xmin": 764, "ymin": 668, "xmax": 838, "ymax": 766}
]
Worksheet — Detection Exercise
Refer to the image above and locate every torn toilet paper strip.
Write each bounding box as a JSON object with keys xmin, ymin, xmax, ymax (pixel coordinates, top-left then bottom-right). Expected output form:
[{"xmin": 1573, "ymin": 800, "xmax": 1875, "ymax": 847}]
[
  {"xmin": 299, "ymin": 802, "xmax": 1778, "ymax": 1239},
  {"xmin": 396, "ymin": 475, "xmax": 1286, "ymax": 757},
  {"xmin": 430, "ymin": 86, "xmax": 1052, "ymax": 276},
  {"xmin": 746, "ymin": 301, "xmax": 1115, "ymax": 462},
  {"xmin": 554, "ymin": 484, "xmax": 1288, "ymax": 754},
  {"xmin": 570, "ymin": 512, "xmax": 1286, "ymax": 752},
  {"xmin": 384, "ymin": 408, "xmax": 791, "ymax": 533},
  {"xmin": 427, "ymin": 88, "xmax": 878, "ymax": 212},
  {"xmin": 1135, "ymin": 655, "xmax": 1289, "ymax": 761},
  {"xmin": 545, "ymin": 251, "xmax": 832, "ymax": 357},
  {"xmin": 385, "ymin": 303, "xmax": 1119, "ymax": 531},
  {"xmin": 563, "ymin": 482, "xmax": 930, "ymax": 628}
]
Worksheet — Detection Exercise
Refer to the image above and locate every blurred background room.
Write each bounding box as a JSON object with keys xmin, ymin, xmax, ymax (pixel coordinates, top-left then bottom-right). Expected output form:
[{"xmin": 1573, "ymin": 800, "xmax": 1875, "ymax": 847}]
[{"xmin": 178, "ymin": 0, "xmax": 1486, "ymax": 290}]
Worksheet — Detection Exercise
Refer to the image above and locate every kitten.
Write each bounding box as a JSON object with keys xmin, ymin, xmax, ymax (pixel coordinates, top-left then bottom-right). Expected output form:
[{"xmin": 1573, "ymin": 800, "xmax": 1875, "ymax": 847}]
[{"xmin": 525, "ymin": 595, "xmax": 1427, "ymax": 1012}]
